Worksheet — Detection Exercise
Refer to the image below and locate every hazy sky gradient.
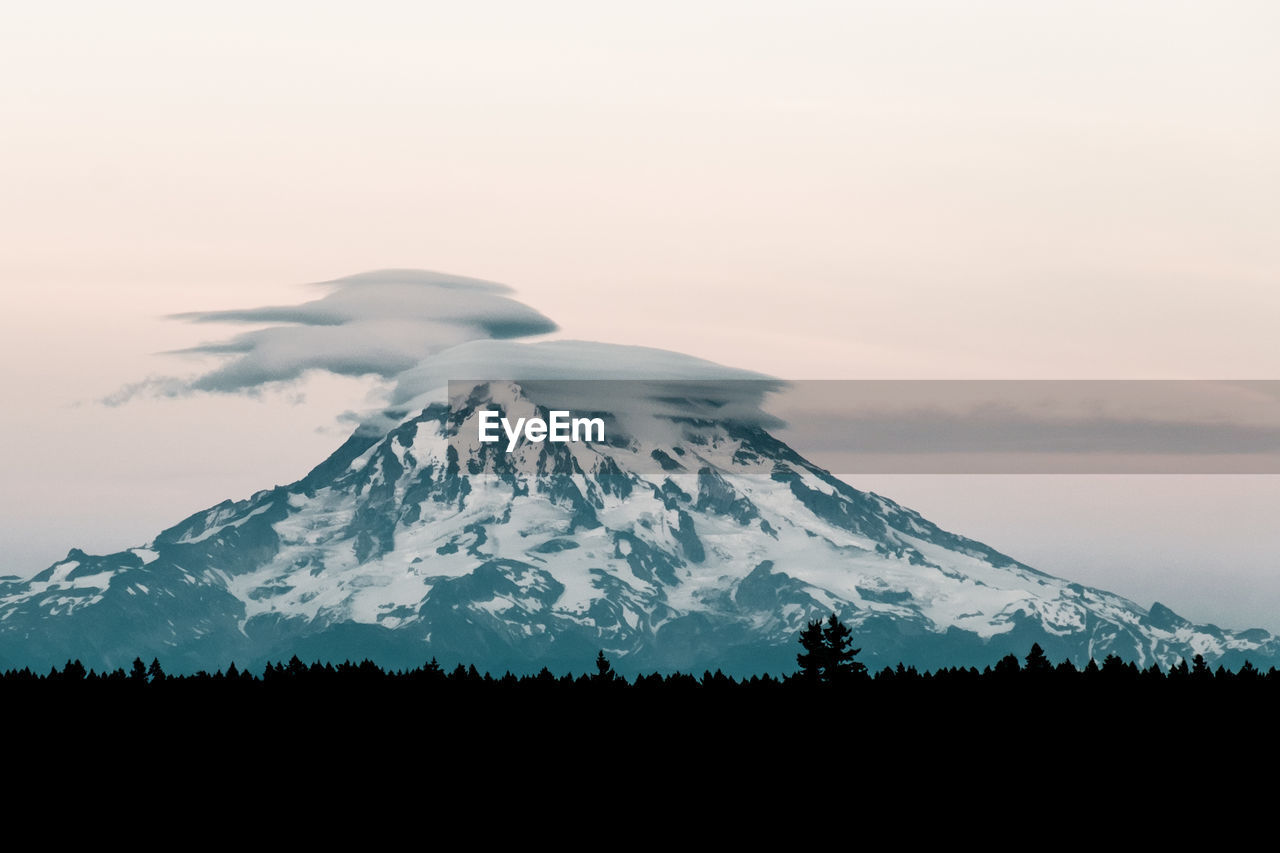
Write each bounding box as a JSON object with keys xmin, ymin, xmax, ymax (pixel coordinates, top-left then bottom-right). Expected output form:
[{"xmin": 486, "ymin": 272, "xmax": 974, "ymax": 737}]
[{"xmin": 2, "ymin": 2, "xmax": 1278, "ymax": 628}]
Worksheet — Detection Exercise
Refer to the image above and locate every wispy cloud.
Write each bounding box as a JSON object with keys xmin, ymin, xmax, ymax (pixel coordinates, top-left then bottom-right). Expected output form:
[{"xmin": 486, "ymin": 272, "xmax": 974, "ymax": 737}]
[{"xmin": 103, "ymin": 269, "xmax": 558, "ymax": 404}]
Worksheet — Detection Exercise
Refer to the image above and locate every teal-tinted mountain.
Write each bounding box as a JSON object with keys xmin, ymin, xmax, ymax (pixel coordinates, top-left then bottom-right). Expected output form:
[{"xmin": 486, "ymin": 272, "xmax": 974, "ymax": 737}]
[{"xmin": 3, "ymin": 374, "xmax": 1275, "ymax": 675}]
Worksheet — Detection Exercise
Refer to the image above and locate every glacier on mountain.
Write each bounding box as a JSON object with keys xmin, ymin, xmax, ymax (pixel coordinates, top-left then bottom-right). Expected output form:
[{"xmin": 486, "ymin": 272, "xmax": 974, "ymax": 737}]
[
  {"xmin": 6, "ymin": 272, "xmax": 1274, "ymax": 675},
  {"xmin": 3, "ymin": 341, "xmax": 1274, "ymax": 674}
]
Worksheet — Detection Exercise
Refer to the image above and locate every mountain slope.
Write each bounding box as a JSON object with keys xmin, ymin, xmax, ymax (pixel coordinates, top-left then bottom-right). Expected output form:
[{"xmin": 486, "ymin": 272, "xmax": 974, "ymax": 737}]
[{"xmin": 3, "ymin": 378, "xmax": 1274, "ymax": 675}]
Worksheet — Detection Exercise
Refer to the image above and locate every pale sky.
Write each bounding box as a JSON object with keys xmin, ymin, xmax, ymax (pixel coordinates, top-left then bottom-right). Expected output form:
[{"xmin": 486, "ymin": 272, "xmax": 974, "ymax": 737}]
[{"xmin": 2, "ymin": 2, "xmax": 1278, "ymax": 629}]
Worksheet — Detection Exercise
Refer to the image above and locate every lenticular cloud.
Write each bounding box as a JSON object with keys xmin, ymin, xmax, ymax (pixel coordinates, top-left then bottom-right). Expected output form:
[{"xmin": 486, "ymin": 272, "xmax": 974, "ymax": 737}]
[
  {"xmin": 103, "ymin": 269, "xmax": 786, "ymax": 433},
  {"xmin": 103, "ymin": 269, "xmax": 560, "ymax": 403}
]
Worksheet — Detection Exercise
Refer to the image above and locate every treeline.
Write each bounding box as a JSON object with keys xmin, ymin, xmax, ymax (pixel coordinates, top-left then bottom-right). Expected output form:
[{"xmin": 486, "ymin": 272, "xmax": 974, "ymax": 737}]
[{"xmin": 3, "ymin": 644, "xmax": 1279, "ymax": 690}]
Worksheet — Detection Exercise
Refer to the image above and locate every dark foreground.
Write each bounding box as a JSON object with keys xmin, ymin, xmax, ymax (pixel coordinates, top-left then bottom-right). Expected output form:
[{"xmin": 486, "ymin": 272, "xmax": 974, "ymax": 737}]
[
  {"xmin": 7, "ymin": 646, "xmax": 1279, "ymax": 743},
  {"xmin": 7, "ymin": 650, "xmax": 1280, "ymax": 812}
]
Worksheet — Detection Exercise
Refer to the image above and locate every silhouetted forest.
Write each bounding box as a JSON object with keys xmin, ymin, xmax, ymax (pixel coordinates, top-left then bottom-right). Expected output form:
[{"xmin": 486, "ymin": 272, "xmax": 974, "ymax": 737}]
[
  {"xmin": 4, "ymin": 646, "xmax": 1276, "ymax": 689},
  {"xmin": 7, "ymin": 618, "xmax": 1280, "ymax": 779},
  {"xmin": 5, "ymin": 624, "xmax": 1277, "ymax": 692}
]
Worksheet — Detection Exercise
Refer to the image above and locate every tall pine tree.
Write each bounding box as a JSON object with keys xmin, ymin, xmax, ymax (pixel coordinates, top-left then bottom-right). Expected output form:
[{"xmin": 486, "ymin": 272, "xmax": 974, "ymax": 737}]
[
  {"xmin": 796, "ymin": 618, "xmax": 826, "ymax": 684},
  {"xmin": 796, "ymin": 613, "xmax": 865, "ymax": 685},
  {"xmin": 822, "ymin": 613, "xmax": 866, "ymax": 685}
]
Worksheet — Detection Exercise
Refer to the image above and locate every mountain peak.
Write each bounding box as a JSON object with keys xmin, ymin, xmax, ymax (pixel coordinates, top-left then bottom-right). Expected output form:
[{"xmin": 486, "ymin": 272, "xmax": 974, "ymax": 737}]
[{"xmin": 2, "ymin": 383, "xmax": 1275, "ymax": 675}]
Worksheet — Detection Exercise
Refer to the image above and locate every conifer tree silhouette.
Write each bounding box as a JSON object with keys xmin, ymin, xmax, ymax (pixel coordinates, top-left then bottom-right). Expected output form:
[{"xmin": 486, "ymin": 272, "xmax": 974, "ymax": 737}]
[
  {"xmin": 796, "ymin": 613, "xmax": 864, "ymax": 685},
  {"xmin": 592, "ymin": 650, "xmax": 617, "ymax": 684},
  {"xmin": 1024, "ymin": 643, "xmax": 1052, "ymax": 675},
  {"xmin": 821, "ymin": 613, "xmax": 865, "ymax": 684},
  {"xmin": 796, "ymin": 618, "xmax": 827, "ymax": 684},
  {"xmin": 993, "ymin": 653, "xmax": 1021, "ymax": 679}
]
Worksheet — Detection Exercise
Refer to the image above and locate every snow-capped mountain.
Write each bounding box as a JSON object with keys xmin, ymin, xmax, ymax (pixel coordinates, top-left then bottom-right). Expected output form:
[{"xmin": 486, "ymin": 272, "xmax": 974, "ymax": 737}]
[{"xmin": 3, "ymin": 358, "xmax": 1274, "ymax": 675}]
